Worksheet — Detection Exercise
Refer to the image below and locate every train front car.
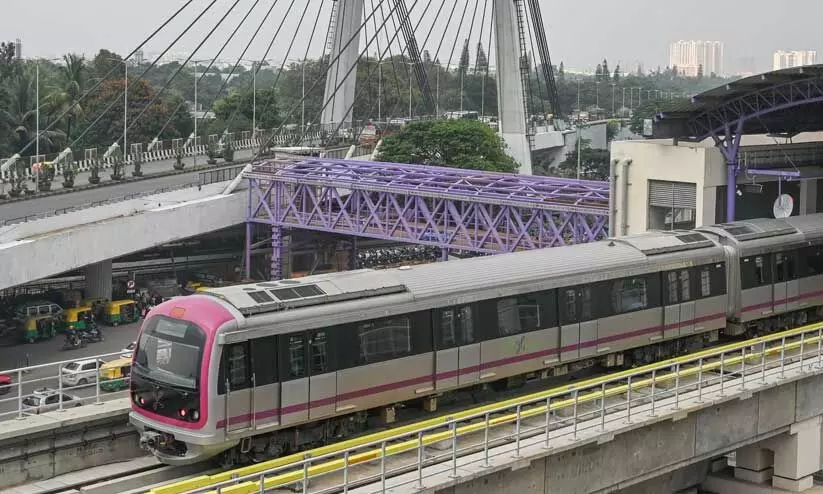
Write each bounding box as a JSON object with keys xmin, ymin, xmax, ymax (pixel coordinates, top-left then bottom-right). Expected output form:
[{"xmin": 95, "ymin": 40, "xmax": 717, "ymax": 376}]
[{"xmin": 129, "ymin": 295, "xmax": 239, "ymax": 465}]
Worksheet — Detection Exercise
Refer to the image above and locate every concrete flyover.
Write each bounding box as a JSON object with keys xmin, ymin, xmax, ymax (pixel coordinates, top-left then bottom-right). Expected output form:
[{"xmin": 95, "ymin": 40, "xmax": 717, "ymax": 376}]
[{"xmin": 0, "ymin": 181, "xmax": 247, "ymax": 292}]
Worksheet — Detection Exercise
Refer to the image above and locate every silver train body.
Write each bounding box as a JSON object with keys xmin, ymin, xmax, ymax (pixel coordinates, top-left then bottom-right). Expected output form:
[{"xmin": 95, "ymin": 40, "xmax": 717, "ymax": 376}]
[{"xmin": 129, "ymin": 214, "xmax": 823, "ymax": 465}]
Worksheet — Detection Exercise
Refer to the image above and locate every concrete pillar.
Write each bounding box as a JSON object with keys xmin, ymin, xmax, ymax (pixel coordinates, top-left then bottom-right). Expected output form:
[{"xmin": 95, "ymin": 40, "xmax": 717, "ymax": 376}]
[
  {"xmin": 494, "ymin": 0, "xmax": 532, "ymax": 175},
  {"xmin": 84, "ymin": 260, "xmax": 113, "ymax": 301},
  {"xmin": 763, "ymin": 416, "xmax": 822, "ymax": 492},
  {"xmin": 733, "ymin": 445, "xmax": 774, "ymax": 484},
  {"xmin": 321, "ymin": 0, "xmax": 365, "ymax": 128},
  {"xmin": 799, "ymin": 179, "xmax": 818, "ymax": 215}
]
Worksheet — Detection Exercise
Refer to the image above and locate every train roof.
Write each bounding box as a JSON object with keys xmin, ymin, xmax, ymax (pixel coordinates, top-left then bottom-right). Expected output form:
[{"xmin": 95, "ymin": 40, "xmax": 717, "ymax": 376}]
[
  {"xmin": 204, "ymin": 229, "xmax": 725, "ymax": 318},
  {"xmin": 697, "ymin": 214, "xmax": 823, "ymax": 249},
  {"xmin": 784, "ymin": 213, "xmax": 823, "ymax": 240}
]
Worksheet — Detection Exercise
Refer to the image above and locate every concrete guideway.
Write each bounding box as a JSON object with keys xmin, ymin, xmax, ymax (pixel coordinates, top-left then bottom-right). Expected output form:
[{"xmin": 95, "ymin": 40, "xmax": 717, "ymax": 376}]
[
  {"xmin": 151, "ymin": 322, "xmax": 823, "ymax": 494},
  {"xmin": 0, "ymin": 181, "xmax": 246, "ymax": 291}
]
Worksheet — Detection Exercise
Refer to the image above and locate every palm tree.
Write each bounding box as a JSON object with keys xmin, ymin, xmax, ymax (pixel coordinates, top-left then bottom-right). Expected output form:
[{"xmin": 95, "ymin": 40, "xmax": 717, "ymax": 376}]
[
  {"xmin": 0, "ymin": 69, "xmax": 65, "ymax": 156},
  {"xmin": 49, "ymin": 54, "xmax": 86, "ymax": 143}
]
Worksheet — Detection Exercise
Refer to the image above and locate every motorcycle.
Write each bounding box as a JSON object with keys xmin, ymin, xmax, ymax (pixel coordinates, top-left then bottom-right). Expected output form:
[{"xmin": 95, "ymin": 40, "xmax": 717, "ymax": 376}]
[
  {"xmin": 62, "ymin": 334, "xmax": 87, "ymax": 351},
  {"xmin": 78, "ymin": 324, "xmax": 104, "ymax": 343}
]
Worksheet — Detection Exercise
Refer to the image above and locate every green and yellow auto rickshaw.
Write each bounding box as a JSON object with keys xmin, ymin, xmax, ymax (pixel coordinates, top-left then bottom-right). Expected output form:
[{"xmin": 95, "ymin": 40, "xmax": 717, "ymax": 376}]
[
  {"xmin": 82, "ymin": 297, "xmax": 109, "ymax": 321},
  {"xmin": 102, "ymin": 300, "xmax": 139, "ymax": 326},
  {"xmin": 63, "ymin": 306, "xmax": 93, "ymax": 333},
  {"xmin": 98, "ymin": 358, "xmax": 132, "ymax": 391},
  {"xmin": 21, "ymin": 315, "xmax": 58, "ymax": 343}
]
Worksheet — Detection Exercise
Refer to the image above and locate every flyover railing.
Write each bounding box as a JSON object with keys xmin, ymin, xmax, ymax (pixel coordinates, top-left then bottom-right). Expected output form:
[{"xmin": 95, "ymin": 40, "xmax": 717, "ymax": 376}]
[
  {"xmin": 1, "ymin": 165, "xmax": 249, "ymax": 227},
  {"xmin": 0, "ymin": 349, "xmax": 133, "ymax": 422},
  {"xmin": 153, "ymin": 321, "xmax": 823, "ymax": 494}
]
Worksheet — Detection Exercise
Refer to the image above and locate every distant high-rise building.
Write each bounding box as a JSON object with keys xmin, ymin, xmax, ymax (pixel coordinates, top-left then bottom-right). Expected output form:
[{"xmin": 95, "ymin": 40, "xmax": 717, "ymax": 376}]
[
  {"xmin": 134, "ymin": 49, "xmax": 145, "ymax": 66},
  {"xmin": 14, "ymin": 38, "xmax": 22, "ymax": 60},
  {"xmin": 668, "ymin": 40, "xmax": 724, "ymax": 77},
  {"xmin": 773, "ymin": 50, "xmax": 817, "ymax": 70}
]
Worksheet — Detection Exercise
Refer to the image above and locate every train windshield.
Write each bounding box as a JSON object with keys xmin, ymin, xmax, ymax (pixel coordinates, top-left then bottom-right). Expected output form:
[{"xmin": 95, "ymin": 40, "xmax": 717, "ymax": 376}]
[{"xmin": 134, "ymin": 316, "xmax": 205, "ymax": 390}]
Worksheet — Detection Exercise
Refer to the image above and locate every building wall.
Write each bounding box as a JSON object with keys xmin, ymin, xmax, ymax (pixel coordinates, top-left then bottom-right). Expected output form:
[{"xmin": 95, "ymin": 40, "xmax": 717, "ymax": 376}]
[{"xmin": 773, "ymin": 50, "xmax": 817, "ymax": 70}]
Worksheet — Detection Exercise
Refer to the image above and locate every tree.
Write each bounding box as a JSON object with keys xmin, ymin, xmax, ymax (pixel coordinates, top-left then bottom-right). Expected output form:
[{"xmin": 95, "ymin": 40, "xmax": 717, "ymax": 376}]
[
  {"xmin": 601, "ymin": 59, "xmax": 610, "ymax": 82},
  {"xmin": 213, "ymin": 85, "xmax": 280, "ymax": 130},
  {"xmin": 475, "ymin": 43, "xmax": 488, "ymax": 73},
  {"xmin": 458, "ymin": 40, "xmax": 470, "ymax": 74},
  {"xmin": 91, "ymin": 49, "xmax": 124, "ymax": 82},
  {"xmin": 595, "ymin": 64, "xmax": 603, "ymax": 81},
  {"xmin": 376, "ymin": 119, "xmax": 517, "ymax": 173},
  {"xmin": 48, "ymin": 54, "xmax": 87, "ymax": 142},
  {"xmin": 557, "ymin": 61, "xmax": 565, "ymax": 83},
  {"xmin": 556, "ymin": 138, "xmax": 610, "ymax": 180},
  {"xmin": 613, "ymin": 64, "xmax": 621, "ymax": 84}
]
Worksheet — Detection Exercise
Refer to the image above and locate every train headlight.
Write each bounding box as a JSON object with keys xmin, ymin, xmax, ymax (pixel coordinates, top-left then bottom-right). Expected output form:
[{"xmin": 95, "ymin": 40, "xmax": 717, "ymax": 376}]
[
  {"xmin": 190, "ymin": 409, "xmax": 200, "ymax": 421},
  {"xmin": 178, "ymin": 408, "xmax": 188, "ymax": 418}
]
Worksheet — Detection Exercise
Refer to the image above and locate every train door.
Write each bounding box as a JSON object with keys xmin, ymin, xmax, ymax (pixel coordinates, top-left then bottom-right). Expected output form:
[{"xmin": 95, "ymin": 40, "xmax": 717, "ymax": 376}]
[
  {"xmin": 279, "ymin": 333, "xmax": 310, "ymax": 427},
  {"xmin": 578, "ymin": 287, "xmax": 598, "ymax": 359},
  {"xmin": 456, "ymin": 305, "xmax": 480, "ymax": 386},
  {"xmin": 559, "ymin": 288, "xmax": 581, "ymax": 361},
  {"xmin": 679, "ymin": 269, "xmax": 695, "ymax": 336},
  {"xmin": 222, "ymin": 342, "xmax": 252, "ymax": 433},
  {"xmin": 662, "ymin": 272, "xmax": 682, "ymax": 339},
  {"xmin": 308, "ymin": 330, "xmax": 336, "ymax": 420},
  {"xmin": 773, "ymin": 252, "xmax": 790, "ymax": 313},
  {"xmin": 434, "ymin": 308, "xmax": 460, "ymax": 391}
]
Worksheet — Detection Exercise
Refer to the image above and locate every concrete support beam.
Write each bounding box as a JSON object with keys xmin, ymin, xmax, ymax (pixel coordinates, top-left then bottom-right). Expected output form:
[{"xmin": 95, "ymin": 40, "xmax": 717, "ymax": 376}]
[
  {"xmin": 84, "ymin": 259, "xmax": 112, "ymax": 300},
  {"xmin": 493, "ymin": 0, "xmax": 532, "ymax": 175},
  {"xmin": 799, "ymin": 179, "xmax": 818, "ymax": 215},
  {"xmin": 322, "ymin": 0, "xmax": 365, "ymax": 128},
  {"xmin": 764, "ymin": 417, "xmax": 822, "ymax": 492}
]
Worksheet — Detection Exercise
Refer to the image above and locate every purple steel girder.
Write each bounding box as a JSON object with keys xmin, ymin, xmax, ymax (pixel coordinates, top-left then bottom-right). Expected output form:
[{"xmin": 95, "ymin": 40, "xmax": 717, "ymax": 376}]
[
  {"xmin": 245, "ymin": 160, "xmax": 609, "ymax": 276},
  {"xmin": 686, "ymin": 78, "xmax": 823, "ymax": 140}
]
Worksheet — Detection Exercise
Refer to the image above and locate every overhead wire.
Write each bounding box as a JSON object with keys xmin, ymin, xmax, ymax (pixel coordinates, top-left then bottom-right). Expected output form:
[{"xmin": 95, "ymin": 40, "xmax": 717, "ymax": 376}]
[
  {"xmin": 523, "ymin": 2, "xmax": 547, "ymax": 117},
  {"xmin": 68, "ymin": 0, "xmax": 223, "ymax": 150},
  {"xmin": 480, "ymin": 0, "xmax": 495, "ymax": 117},
  {"xmin": 12, "ymin": 0, "xmax": 200, "ymax": 158}
]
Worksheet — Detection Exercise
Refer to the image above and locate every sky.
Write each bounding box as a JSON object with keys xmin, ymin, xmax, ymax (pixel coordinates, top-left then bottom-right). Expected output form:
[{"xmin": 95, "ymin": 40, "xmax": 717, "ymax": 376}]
[{"xmin": 3, "ymin": 0, "xmax": 823, "ymax": 75}]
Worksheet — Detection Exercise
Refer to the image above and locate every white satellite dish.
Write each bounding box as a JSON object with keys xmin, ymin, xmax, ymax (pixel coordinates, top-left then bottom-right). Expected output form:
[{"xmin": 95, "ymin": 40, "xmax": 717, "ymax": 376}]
[{"xmin": 773, "ymin": 194, "xmax": 794, "ymax": 219}]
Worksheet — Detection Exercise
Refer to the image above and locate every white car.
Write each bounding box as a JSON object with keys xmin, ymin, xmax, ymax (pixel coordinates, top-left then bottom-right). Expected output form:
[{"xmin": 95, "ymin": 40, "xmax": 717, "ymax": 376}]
[
  {"xmin": 22, "ymin": 388, "xmax": 82, "ymax": 414},
  {"xmin": 121, "ymin": 342, "xmax": 137, "ymax": 359},
  {"xmin": 61, "ymin": 359, "xmax": 103, "ymax": 387}
]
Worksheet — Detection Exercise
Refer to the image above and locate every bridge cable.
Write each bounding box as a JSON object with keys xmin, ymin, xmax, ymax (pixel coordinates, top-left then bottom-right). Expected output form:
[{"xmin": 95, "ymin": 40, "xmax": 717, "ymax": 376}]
[
  {"xmin": 523, "ymin": 2, "xmax": 545, "ymax": 118},
  {"xmin": 526, "ymin": 0, "xmax": 561, "ymax": 116},
  {"xmin": 68, "ymin": 0, "xmax": 224, "ymax": 150},
  {"xmin": 250, "ymin": 0, "xmax": 397, "ymax": 153},
  {"xmin": 12, "ymin": 0, "xmax": 200, "ymax": 158},
  {"xmin": 118, "ymin": 0, "xmax": 245, "ymax": 140},
  {"xmin": 376, "ymin": 0, "xmax": 409, "ymax": 123},
  {"xmin": 314, "ymin": 0, "xmax": 440, "ymax": 145},
  {"xmin": 480, "ymin": 0, "xmax": 495, "ymax": 118},
  {"xmin": 147, "ymin": 0, "xmax": 270, "ymax": 145}
]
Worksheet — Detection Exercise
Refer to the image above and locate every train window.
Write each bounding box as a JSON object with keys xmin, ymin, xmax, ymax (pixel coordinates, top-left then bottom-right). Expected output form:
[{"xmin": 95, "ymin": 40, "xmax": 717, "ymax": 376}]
[
  {"xmin": 357, "ymin": 317, "xmax": 412, "ymax": 364},
  {"xmin": 680, "ymin": 270, "xmax": 692, "ymax": 301},
  {"xmin": 439, "ymin": 311, "xmax": 457, "ymax": 349},
  {"xmin": 700, "ymin": 269, "xmax": 711, "ymax": 298},
  {"xmin": 666, "ymin": 272, "xmax": 679, "ymax": 305},
  {"xmin": 458, "ymin": 306, "xmax": 475, "ymax": 344},
  {"xmin": 803, "ymin": 246, "xmax": 823, "ymax": 276},
  {"xmin": 741, "ymin": 255, "xmax": 771, "ymax": 289},
  {"xmin": 310, "ymin": 332, "xmax": 329, "ymax": 375},
  {"xmin": 287, "ymin": 335, "xmax": 307, "ymax": 379},
  {"xmin": 223, "ymin": 343, "xmax": 250, "ymax": 391},
  {"xmin": 775, "ymin": 251, "xmax": 798, "ymax": 282},
  {"xmin": 611, "ymin": 278, "xmax": 648, "ymax": 314},
  {"xmin": 564, "ymin": 289, "xmax": 577, "ymax": 322},
  {"xmin": 497, "ymin": 294, "xmax": 541, "ymax": 336},
  {"xmin": 251, "ymin": 336, "xmax": 278, "ymax": 386}
]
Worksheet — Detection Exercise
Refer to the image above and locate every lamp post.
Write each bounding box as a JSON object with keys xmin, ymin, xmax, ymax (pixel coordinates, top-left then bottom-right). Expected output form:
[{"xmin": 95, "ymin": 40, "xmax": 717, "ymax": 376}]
[
  {"xmin": 35, "ymin": 62, "xmax": 39, "ymax": 193},
  {"xmin": 611, "ymin": 82, "xmax": 616, "ymax": 117}
]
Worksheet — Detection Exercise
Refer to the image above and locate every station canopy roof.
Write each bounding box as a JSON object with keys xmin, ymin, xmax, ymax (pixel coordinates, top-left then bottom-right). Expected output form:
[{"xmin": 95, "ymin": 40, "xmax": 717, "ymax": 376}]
[{"xmin": 652, "ymin": 65, "xmax": 823, "ymax": 141}]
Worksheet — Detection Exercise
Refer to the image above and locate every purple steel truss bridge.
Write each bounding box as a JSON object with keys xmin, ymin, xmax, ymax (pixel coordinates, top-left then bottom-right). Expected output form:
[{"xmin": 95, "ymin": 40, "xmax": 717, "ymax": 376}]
[{"xmin": 245, "ymin": 159, "xmax": 610, "ymax": 279}]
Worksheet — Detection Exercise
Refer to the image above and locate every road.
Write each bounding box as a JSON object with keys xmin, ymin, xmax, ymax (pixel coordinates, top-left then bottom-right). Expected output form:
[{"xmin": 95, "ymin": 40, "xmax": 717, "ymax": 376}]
[
  {"xmin": 0, "ymin": 149, "xmax": 254, "ymax": 223},
  {"xmin": 0, "ymin": 321, "xmax": 142, "ymax": 421}
]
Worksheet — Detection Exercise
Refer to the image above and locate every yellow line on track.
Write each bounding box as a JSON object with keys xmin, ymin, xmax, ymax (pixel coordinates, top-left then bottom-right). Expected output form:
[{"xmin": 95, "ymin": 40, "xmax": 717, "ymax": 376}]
[{"xmin": 151, "ymin": 321, "xmax": 823, "ymax": 494}]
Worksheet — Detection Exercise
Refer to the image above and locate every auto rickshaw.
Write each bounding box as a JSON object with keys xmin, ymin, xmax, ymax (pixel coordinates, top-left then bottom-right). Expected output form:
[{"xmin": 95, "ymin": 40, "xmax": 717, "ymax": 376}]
[
  {"xmin": 98, "ymin": 358, "xmax": 132, "ymax": 391},
  {"xmin": 102, "ymin": 300, "xmax": 138, "ymax": 326},
  {"xmin": 21, "ymin": 315, "xmax": 58, "ymax": 343},
  {"xmin": 82, "ymin": 298, "xmax": 109, "ymax": 321},
  {"xmin": 63, "ymin": 306, "xmax": 93, "ymax": 333}
]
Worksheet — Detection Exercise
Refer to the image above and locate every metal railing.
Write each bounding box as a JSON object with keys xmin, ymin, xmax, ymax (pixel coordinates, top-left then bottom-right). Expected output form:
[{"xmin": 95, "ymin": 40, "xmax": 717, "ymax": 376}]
[
  {"xmin": 740, "ymin": 142, "xmax": 823, "ymax": 169},
  {"xmin": 199, "ymin": 165, "xmax": 248, "ymax": 186},
  {"xmin": 156, "ymin": 321, "xmax": 823, "ymax": 494},
  {"xmin": 0, "ymin": 350, "xmax": 132, "ymax": 422}
]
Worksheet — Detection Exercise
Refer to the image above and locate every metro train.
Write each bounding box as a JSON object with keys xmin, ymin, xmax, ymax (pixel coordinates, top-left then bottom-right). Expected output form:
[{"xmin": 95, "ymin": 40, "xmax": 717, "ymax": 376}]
[{"xmin": 130, "ymin": 213, "xmax": 823, "ymax": 466}]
